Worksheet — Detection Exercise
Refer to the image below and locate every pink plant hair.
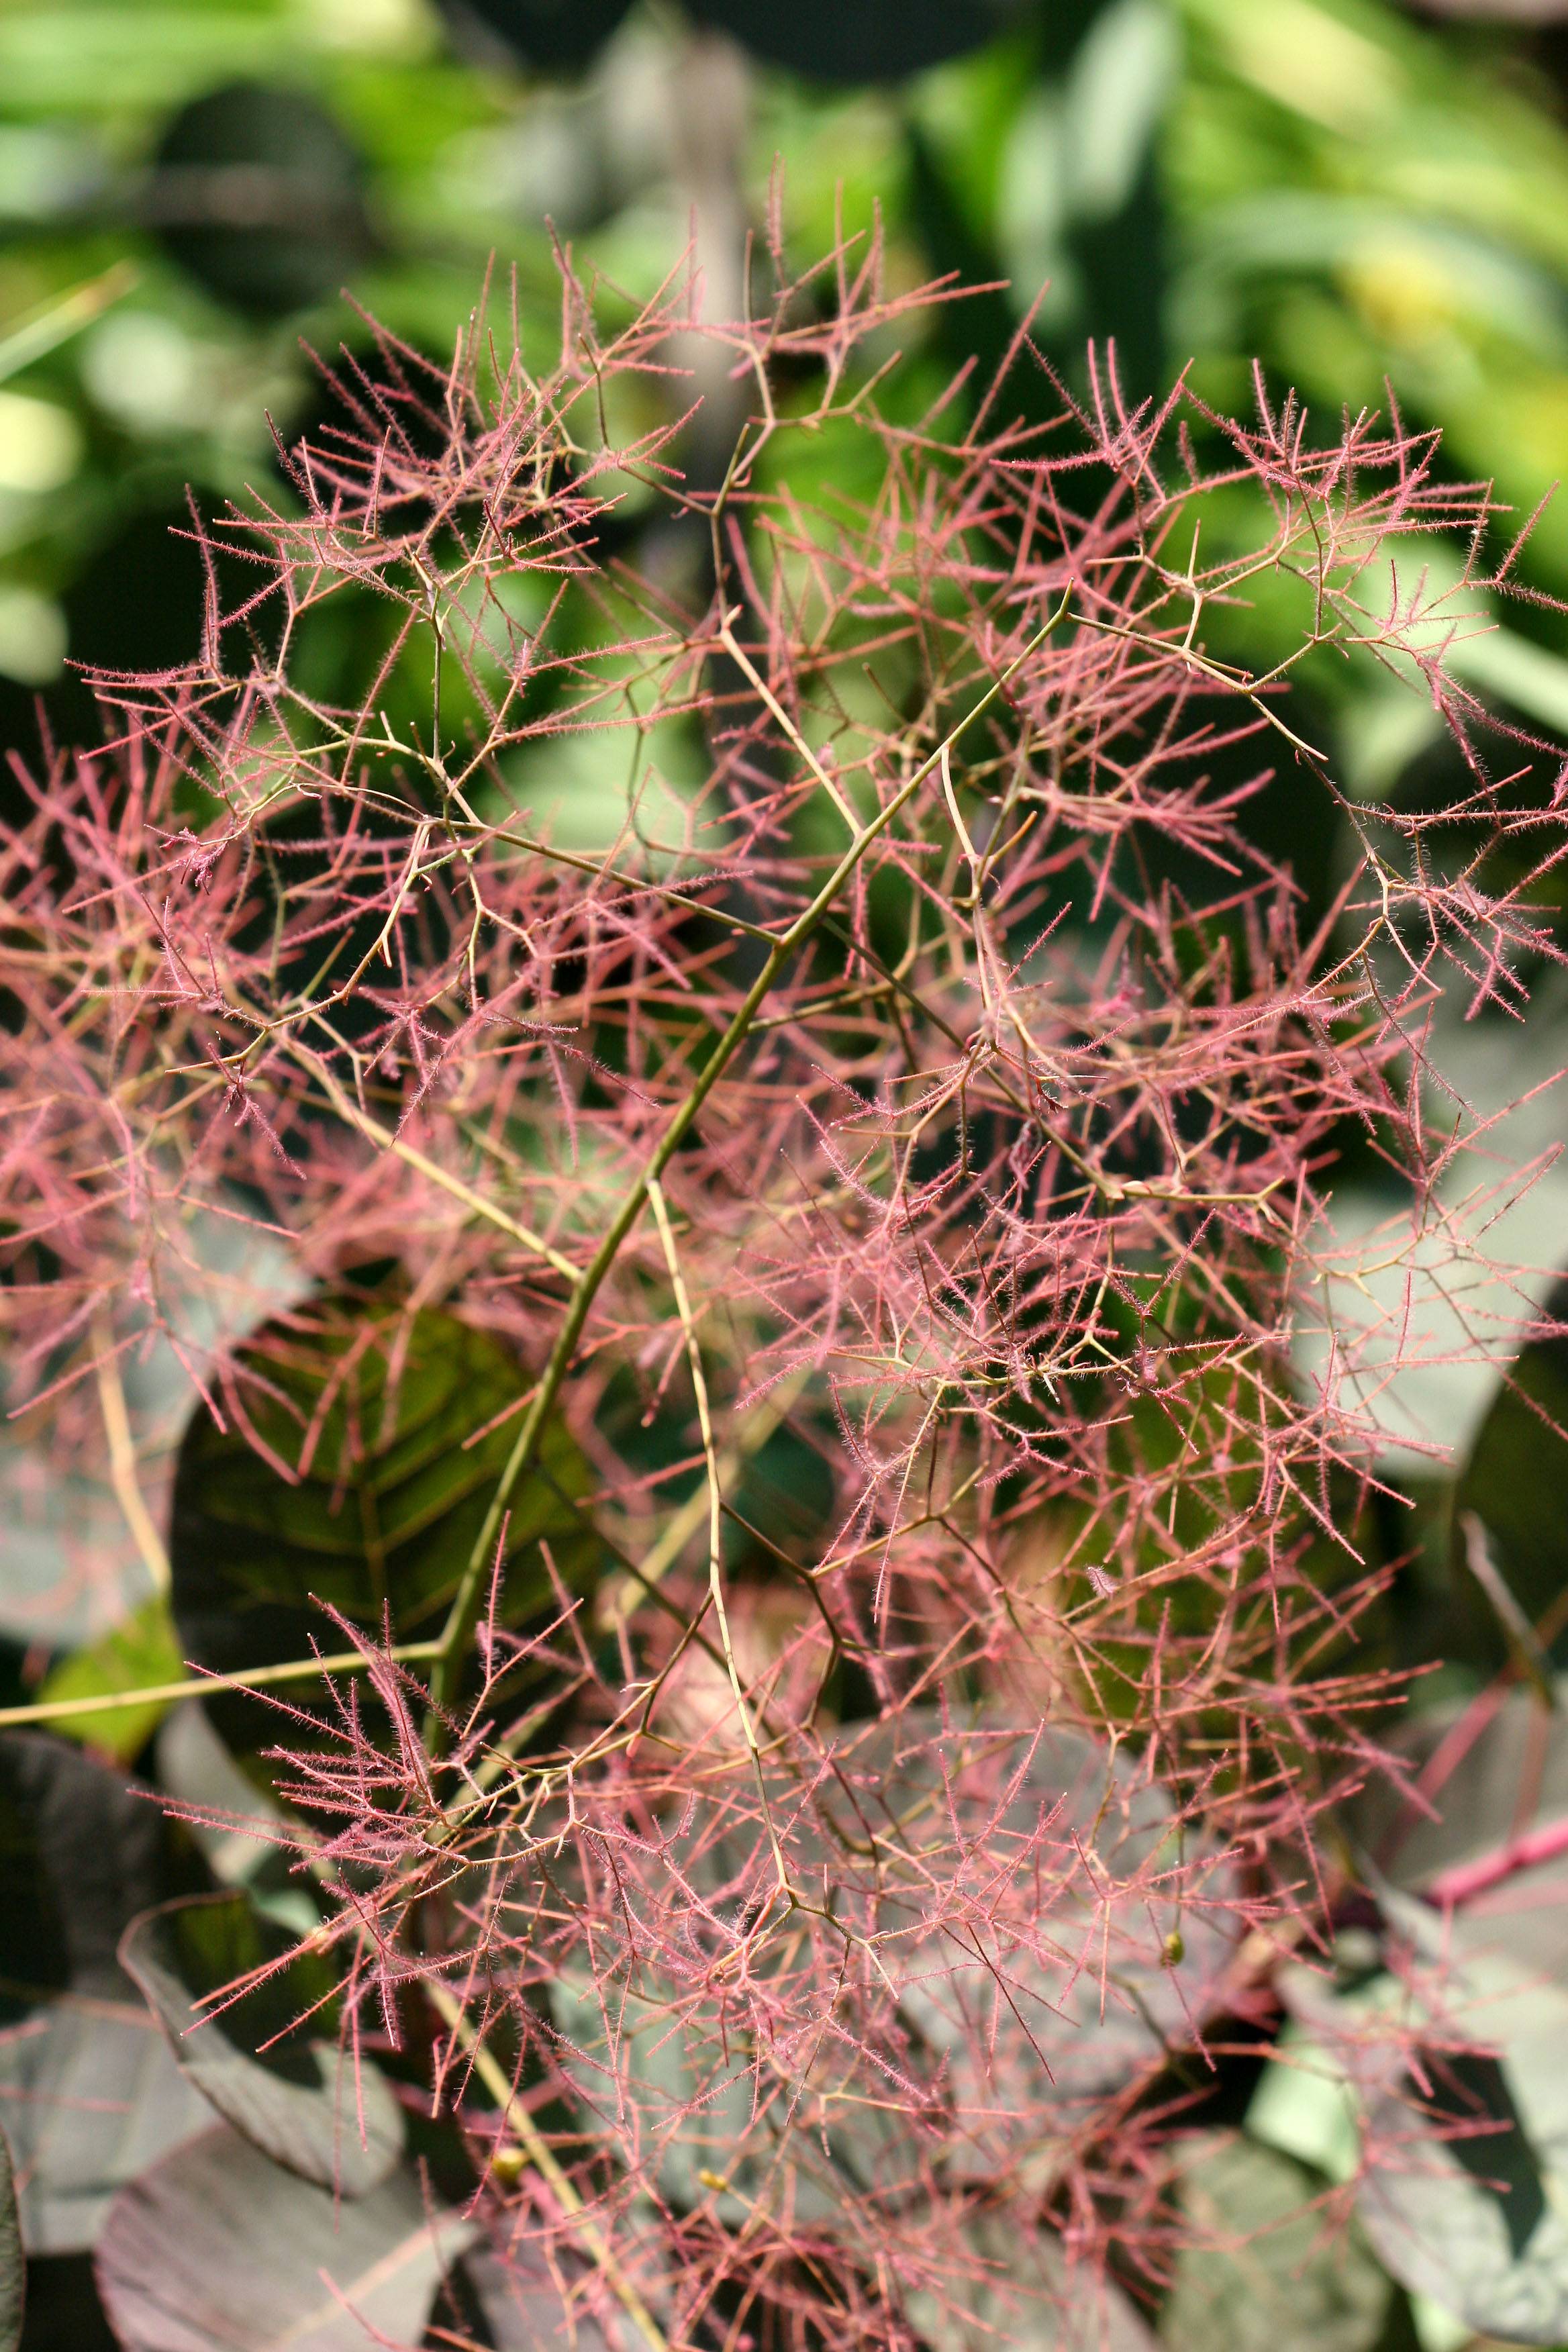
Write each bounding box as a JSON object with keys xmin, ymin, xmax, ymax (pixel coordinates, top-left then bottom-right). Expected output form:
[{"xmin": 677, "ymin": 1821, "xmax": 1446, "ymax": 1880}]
[{"xmin": 3, "ymin": 217, "xmax": 1567, "ymax": 2347}]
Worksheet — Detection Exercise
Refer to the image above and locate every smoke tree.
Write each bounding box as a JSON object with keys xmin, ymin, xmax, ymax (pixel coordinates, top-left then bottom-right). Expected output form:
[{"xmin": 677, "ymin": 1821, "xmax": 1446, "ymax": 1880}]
[{"xmin": 1, "ymin": 225, "xmax": 1567, "ymax": 2352}]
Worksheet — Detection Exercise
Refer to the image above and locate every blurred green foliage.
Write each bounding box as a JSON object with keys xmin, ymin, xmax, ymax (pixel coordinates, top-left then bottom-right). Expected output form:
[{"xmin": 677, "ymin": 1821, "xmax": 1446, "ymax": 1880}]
[{"xmin": 4, "ymin": 0, "xmax": 1568, "ymax": 767}]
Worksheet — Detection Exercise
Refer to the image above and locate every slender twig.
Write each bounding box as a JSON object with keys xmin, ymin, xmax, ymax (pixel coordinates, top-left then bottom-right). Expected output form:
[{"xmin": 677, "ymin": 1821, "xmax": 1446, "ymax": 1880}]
[
  {"xmin": 0, "ymin": 1640, "xmax": 444, "ymax": 1730},
  {"xmin": 0, "ymin": 261, "xmax": 136, "ymax": 385},
  {"xmin": 1427, "ymin": 1810, "xmax": 1568, "ymax": 1908},
  {"xmin": 297, "ymin": 1045, "xmax": 580, "ymax": 1281},
  {"xmin": 1461, "ymin": 1510, "xmax": 1557, "ymax": 1709},
  {"xmin": 648, "ymin": 1177, "xmax": 791, "ymax": 1899},
  {"xmin": 424, "ymin": 1981, "xmax": 669, "ymax": 2352},
  {"xmin": 91, "ymin": 1311, "xmax": 170, "ymax": 1598},
  {"xmin": 599, "ymin": 1367, "xmax": 812, "ymax": 1625}
]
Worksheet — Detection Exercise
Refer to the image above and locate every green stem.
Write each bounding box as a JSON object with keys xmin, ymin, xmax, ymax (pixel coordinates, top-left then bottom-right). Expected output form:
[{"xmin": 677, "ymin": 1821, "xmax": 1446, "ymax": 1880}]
[
  {"xmin": 425, "ymin": 597, "xmax": 1070, "ymax": 1732},
  {"xmin": 0, "ymin": 1640, "xmax": 444, "ymax": 1732}
]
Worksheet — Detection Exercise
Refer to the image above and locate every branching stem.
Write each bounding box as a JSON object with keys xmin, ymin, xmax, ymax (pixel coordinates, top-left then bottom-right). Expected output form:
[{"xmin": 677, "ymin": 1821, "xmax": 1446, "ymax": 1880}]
[{"xmin": 424, "ymin": 595, "xmax": 1073, "ymax": 1730}]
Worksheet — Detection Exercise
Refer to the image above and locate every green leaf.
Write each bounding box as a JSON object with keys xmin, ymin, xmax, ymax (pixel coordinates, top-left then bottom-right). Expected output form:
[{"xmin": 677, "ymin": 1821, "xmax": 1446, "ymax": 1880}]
[
  {"xmin": 95, "ymin": 2124, "xmax": 476, "ymax": 2352},
  {"xmin": 119, "ymin": 1891, "xmax": 404, "ymax": 2197},
  {"xmin": 1162, "ymin": 2133, "xmax": 1391, "ymax": 2352},
  {"xmin": 1246, "ymin": 2019, "xmax": 1361, "ymax": 2186},
  {"xmin": 169, "ymin": 1283, "xmax": 599, "ymax": 1712},
  {"xmin": 0, "ymin": 2128, "xmax": 22, "ymax": 2352},
  {"xmin": 34, "ymin": 1599, "xmax": 185, "ymax": 1765},
  {"xmin": 0, "ymin": 11, "xmax": 289, "ymax": 112}
]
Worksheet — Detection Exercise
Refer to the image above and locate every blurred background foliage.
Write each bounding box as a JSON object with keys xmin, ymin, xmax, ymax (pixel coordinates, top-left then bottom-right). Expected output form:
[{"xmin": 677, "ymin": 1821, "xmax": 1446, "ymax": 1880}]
[{"xmin": 8, "ymin": 0, "xmax": 1568, "ymax": 753}]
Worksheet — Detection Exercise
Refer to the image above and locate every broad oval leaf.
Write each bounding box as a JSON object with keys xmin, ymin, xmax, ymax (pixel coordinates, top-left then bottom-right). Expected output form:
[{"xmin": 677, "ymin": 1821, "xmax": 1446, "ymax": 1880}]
[
  {"xmin": 0, "ymin": 1732, "xmax": 190, "ymax": 2002},
  {"xmin": 1283, "ymin": 1946, "xmax": 1568, "ymax": 2345},
  {"xmin": 0, "ymin": 1734, "xmax": 213, "ymax": 2251},
  {"xmin": 462, "ymin": 2242, "xmax": 650, "ymax": 2351},
  {"xmin": 901, "ymin": 2212, "xmax": 1159, "ymax": 2352},
  {"xmin": 1163, "ymin": 2133, "xmax": 1391, "ymax": 2352},
  {"xmin": 95, "ymin": 2124, "xmax": 475, "ymax": 2352},
  {"xmin": 834, "ymin": 1715, "xmax": 1244, "ymax": 2181},
  {"xmin": 119, "ymin": 1892, "xmax": 404, "ymax": 2196},
  {"xmin": 549, "ymin": 1713, "xmax": 1244, "ymax": 2216},
  {"xmin": 548, "ymin": 1965, "xmax": 790, "ymax": 2224},
  {"xmin": 0, "ymin": 1999, "xmax": 209, "ymax": 2259},
  {"xmin": 169, "ymin": 1284, "xmax": 599, "ymax": 1707}
]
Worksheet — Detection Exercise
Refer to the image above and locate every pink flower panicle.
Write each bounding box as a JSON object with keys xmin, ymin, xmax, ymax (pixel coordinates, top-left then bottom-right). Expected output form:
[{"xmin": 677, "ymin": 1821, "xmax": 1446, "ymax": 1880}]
[{"xmin": 3, "ymin": 226, "xmax": 1565, "ymax": 2347}]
